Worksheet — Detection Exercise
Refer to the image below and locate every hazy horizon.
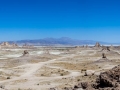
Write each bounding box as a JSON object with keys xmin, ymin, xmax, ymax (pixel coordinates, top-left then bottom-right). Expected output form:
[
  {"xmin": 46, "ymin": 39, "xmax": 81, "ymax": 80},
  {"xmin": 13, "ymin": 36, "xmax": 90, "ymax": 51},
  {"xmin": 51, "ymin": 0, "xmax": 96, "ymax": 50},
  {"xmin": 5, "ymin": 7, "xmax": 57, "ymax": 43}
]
[{"xmin": 0, "ymin": 0, "xmax": 120, "ymax": 42}]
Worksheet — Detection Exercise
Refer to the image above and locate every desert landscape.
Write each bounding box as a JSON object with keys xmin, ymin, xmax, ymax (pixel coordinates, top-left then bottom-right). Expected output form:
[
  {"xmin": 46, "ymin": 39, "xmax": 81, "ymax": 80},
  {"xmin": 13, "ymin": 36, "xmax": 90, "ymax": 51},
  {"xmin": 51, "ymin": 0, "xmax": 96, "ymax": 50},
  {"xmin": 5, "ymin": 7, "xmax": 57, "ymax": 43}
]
[
  {"xmin": 1, "ymin": 0, "xmax": 120, "ymax": 90},
  {"xmin": 0, "ymin": 42, "xmax": 119, "ymax": 90}
]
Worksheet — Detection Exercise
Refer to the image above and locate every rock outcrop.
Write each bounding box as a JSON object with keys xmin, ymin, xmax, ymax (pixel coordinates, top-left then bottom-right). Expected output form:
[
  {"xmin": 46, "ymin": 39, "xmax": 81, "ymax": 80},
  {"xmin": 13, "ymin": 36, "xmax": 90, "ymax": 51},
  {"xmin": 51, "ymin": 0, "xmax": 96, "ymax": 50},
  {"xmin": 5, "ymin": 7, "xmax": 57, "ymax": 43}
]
[
  {"xmin": 75, "ymin": 46, "xmax": 80, "ymax": 48},
  {"xmin": 49, "ymin": 65, "xmax": 120, "ymax": 89},
  {"xmin": 110, "ymin": 45, "xmax": 114, "ymax": 50},
  {"xmin": 95, "ymin": 53, "xmax": 110, "ymax": 63},
  {"xmin": 0, "ymin": 42, "xmax": 18, "ymax": 48},
  {"xmin": 12, "ymin": 43, "xmax": 18, "ymax": 47},
  {"xmin": 1, "ymin": 42, "xmax": 10, "ymax": 46},
  {"xmin": 22, "ymin": 50, "xmax": 29, "ymax": 56},
  {"xmin": 102, "ymin": 53, "xmax": 106, "ymax": 58},
  {"xmin": 101, "ymin": 46, "xmax": 110, "ymax": 51},
  {"xmin": 95, "ymin": 42, "xmax": 101, "ymax": 48},
  {"xmin": 79, "ymin": 65, "xmax": 120, "ymax": 90}
]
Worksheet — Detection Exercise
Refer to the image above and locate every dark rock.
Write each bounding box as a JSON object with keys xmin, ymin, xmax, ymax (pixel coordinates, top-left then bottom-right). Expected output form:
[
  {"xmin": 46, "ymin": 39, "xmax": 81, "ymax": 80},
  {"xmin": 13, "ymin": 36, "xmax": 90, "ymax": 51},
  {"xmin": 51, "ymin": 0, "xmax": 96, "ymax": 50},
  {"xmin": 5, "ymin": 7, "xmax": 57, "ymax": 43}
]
[
  {"xmin": 81, "ymin": 82, "xmax": 88, "ymax": 89},
  {"xmin": 81, "ymin": 65, "xmax": 120, "ymax": 90},
  {"xmin": 22, "ymin": 50, "xmax": 29, "ymax": 56},
  {"xmin": 7, "ymin": 77, "xmax": 10, "ymax": 79},
  {"xmin": 102, "ymin": 53, "xmax": 106, "ymax": 58},
  {"xmin": 49, "ymin": 88, "xmax": 56, "ymax": 90}
]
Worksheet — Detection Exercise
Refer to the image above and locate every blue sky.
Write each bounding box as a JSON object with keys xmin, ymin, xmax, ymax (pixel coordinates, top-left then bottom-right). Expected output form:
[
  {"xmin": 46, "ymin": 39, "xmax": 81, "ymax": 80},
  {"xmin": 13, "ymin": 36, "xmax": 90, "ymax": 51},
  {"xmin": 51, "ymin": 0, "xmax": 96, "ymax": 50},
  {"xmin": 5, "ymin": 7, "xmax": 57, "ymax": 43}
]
[{"xmin": 0, "ymin": 0, "xmax": 120, "ymax": 42}]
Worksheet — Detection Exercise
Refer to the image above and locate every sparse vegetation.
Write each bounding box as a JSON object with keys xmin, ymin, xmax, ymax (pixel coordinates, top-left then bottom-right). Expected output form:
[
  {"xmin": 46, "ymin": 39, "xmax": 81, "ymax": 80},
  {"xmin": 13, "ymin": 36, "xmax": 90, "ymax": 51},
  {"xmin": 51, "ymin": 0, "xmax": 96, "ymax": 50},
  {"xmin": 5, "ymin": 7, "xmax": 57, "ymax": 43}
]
[{"xmin": 0, "ymin": 45, "xmax": 119, "ymax": 89}]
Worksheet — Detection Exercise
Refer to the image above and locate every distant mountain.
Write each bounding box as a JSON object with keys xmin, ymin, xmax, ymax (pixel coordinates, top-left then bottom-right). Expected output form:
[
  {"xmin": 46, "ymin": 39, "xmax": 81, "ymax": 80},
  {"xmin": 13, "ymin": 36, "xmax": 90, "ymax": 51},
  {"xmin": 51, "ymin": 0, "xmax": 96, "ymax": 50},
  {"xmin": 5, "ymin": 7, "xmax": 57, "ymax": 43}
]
[{"xmin": 6, "ymin": 37, "xmax": 113, "ymax": 46}]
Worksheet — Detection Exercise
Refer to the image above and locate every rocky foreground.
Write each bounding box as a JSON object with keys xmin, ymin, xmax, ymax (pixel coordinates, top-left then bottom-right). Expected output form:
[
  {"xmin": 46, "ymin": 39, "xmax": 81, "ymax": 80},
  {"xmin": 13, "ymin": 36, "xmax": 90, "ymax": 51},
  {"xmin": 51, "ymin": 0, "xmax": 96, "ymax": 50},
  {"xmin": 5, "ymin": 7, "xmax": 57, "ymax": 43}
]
[{"xmin": 61, "ymin": 65, "xmax": 120, "ymax": 90}]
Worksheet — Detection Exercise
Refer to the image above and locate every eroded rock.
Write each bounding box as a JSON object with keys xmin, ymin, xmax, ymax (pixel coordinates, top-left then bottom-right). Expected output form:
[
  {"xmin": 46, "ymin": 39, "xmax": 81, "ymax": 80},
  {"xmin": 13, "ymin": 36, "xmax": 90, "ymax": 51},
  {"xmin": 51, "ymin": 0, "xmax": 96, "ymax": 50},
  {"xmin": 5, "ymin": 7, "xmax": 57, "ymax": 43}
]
[
  {"xmin": 101, "ymin": 46, "xmax": 110, "ymax": 51},
  {"xmin": 22, "ymin": 50, "xmax": 29, "ymax": 56},
  {"xmin": 81, "ymin": 65, "xmax": 120, "ymax": 90},
  {"xmin": 102, "ymin": 53, "xmax": 106, "ymax": 58},
  {"xmin": 95, "ymin": 42, "xmax": 101, "ymax": 47}
]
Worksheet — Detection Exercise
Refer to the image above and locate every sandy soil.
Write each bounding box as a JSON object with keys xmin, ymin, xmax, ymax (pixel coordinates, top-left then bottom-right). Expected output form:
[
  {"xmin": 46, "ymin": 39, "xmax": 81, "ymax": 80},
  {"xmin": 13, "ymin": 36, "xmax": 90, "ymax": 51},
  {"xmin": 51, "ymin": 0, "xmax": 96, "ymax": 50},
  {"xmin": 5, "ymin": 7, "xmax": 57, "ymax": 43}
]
[{"xmin": 0, "ymin": 47, "xmax": 119, "ymax": 90}]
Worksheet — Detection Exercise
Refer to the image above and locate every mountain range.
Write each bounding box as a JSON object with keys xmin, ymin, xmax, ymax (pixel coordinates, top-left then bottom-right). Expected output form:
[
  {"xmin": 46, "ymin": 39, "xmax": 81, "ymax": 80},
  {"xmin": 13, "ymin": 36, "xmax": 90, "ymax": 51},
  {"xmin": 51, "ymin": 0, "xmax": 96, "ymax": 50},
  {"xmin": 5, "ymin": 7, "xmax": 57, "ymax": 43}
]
[{"xmin": 4, "ymin": 37, "xmax": 117, "ymax": 46}]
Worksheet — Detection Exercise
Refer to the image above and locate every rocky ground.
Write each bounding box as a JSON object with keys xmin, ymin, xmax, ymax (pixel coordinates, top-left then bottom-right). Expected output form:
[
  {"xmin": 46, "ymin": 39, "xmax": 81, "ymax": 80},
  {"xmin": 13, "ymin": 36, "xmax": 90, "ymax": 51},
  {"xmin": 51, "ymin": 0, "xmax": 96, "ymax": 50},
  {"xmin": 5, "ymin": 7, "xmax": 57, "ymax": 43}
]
[{"xmin": 0, "ymin": 45, "xmax": 120, "ymax": 90}]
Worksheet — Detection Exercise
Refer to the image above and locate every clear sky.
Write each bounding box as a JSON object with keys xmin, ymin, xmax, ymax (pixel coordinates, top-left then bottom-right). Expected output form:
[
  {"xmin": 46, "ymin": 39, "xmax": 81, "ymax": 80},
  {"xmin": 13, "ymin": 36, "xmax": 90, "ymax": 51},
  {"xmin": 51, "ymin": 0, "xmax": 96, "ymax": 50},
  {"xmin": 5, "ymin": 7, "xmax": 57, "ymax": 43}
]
[{"xmin": 0, "ymin": 0, "xmax": 120, "ymax": 42}]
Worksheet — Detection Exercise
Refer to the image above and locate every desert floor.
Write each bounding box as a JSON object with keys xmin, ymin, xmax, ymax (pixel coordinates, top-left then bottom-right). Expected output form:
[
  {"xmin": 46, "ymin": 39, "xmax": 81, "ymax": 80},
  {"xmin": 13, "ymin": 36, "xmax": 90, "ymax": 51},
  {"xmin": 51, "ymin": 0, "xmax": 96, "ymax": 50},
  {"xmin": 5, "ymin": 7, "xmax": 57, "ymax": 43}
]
[{"xmin": 0, "ymin": 47, "xmax": 120, "ymax": 90}]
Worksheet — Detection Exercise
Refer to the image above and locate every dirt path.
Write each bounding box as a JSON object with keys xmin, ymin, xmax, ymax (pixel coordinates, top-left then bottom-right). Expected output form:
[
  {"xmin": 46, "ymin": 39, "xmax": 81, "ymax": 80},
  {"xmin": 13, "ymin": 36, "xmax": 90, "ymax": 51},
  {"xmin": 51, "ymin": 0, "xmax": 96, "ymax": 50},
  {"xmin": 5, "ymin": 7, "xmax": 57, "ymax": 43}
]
[{"xmin": 0, "ymin": 54, "xmax": 80, "ymax": 85}]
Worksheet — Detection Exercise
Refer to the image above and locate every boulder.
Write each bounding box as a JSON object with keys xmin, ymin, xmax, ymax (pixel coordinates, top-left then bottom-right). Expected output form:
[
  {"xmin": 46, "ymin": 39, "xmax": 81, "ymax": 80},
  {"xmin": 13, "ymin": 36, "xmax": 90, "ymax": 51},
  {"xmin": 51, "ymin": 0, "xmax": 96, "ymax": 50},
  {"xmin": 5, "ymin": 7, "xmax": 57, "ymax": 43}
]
[{"xmin": 84, "ymin": 70, "xmax": 95, "ymax": 76}]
